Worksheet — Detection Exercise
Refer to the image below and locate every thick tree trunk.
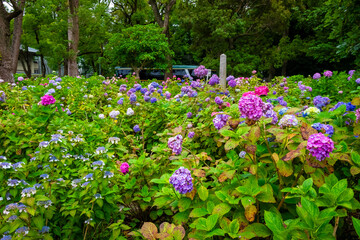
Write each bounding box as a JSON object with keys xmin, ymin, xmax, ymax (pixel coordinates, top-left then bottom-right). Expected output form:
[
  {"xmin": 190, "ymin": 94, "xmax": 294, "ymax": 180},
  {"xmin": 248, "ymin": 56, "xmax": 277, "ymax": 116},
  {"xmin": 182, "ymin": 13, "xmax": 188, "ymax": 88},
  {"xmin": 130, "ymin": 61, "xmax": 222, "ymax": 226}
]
[
  {"xmin": 64, "ymin": 59, "xmax": 69, "ymax": 76},
  {"xmin": 68, "ymin": 0, "xmax": 79, "ymax": 76},
  {"xmin": 40, "ymin": 54, "xmax": 46, "ymax": 77},
  {"xmin": 19, "ymin": 51, "xmax": 31, "ymax": 78},
  {"xmin": 11, "ymin": 0, "xmax": 26, "ymax": 74},
  {"xmin": 148, "ymin": 0, "xmax": 176, "ymax": 80},
  {"xmin": 281, "ymin": 60, "xmax": 287, "ymax": 76},
  {"xmin": 0, "ymin": 1, "xmax": 23, "ymax": 83}
]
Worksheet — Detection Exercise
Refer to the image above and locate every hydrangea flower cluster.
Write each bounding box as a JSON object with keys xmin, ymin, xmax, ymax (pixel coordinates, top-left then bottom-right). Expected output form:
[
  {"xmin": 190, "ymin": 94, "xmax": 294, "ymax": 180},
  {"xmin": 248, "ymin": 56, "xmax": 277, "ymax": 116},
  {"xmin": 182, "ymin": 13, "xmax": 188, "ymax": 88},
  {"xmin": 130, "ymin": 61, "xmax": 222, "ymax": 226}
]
[
  {"xmin": 238, "ymin": 95, "xmax": 264, "ymax": 121},
  {"xmin": 304, "ymin": 107, "xmax": 320, "ymax": 116},
  {"xmin": 120, "ymin": 162, "xmax": 129, "ymax": 175},
  {"xmin": 193, "ymin": 65, "xmax": 208, "ymax": 78},
  {"xmin": 254, "ymin": 86, "xmax": 269, "ymax": 96},
  {"xmin": 109, "ymin": 110, "xmax": 120, "ymax": 119},
  {"xmin": 187, "ymin": 112, "xmax": 192, "ymax": 118},
  {"xmin": 312, "ymin": 123, "xmax": 334, "ymax": 137},
  {"xmin": 278, "ymin": 115, "xmax": 298, "ymax": 128},
  {"xmin": 313, "ymin": 73, "xmax": 321, "ymax": 79},
  {"xmin": 133, "ymin": 125, "xmax": 141, "ymax": 133},
  {"xmin": 208, "ymin": 74, "xmax": 220, "ymax": 85},
  {"xmin": 264, "ymin": 110, "xmax": 278, "ymax": 124},
  {"xmin": 323, "ymin": 70, "xmax": 333, "ymax": 77},
  {"xmin": 213, "ymin": 114, "xmax": 229, "ymax": 130},
  {"xmin": 188, "ymin": 131, "xmax": 195, "ymax": 138},
  {"xmin": 356, "ymin": 109, "xmax": 360, "ymax": 123},
  {"xmin": 313, "ymin": 96, "xmax": 330, "ymax": 110},
  {"xmin": 228, "ymin": 79, "xmax": 237, "ymax": 88},
  {"xmin": 307, "ymin": 133, "xmax": 334, "ymax": 161},
  {"xmin": 168, "ymin": 135, "xmax": 183, "ymax": 155},
  {"xmin": 214, "ymin": 96, "xmax": 223, "ymax": 105},
  {"xmin": 41, "ymin": 95, "xmax": 56, "ymax": 106},
  {"xmin": 169, "ymin": 167, "xmax": 193, "ymax": 194},
  {"xmin": 226, "ymin": 75, "xmax": 235, "ymax": 81}
]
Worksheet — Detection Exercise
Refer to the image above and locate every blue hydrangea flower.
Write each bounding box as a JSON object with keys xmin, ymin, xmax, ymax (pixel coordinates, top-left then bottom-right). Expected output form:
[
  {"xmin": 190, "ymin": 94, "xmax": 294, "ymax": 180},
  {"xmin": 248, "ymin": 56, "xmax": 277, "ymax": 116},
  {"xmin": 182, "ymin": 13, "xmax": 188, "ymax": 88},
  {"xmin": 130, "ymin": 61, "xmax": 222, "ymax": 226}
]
[{"xmin": 169, "ymin": 167, "xmax": 193, "ymax": 194}]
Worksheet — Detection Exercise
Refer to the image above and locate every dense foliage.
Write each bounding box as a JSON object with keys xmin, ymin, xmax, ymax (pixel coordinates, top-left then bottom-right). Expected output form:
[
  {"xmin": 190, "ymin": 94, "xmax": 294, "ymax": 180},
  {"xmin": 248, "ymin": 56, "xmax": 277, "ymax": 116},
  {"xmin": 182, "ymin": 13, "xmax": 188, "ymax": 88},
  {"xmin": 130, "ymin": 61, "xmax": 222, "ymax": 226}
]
[
  {"xmin": 16, "ymin": 0, "xmax": 360, "ymax": 78},
  {"xmin": 1, "ymin": 69, "xmax": 360, "ymax": 239}
]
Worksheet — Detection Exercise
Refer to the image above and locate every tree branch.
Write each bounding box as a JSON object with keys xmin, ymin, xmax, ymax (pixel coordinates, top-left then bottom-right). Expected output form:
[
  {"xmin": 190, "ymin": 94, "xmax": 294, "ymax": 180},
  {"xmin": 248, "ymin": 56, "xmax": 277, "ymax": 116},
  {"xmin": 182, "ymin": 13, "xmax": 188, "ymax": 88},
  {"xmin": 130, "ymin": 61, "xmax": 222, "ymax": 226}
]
[
  {"xmin": 148, "ymin": 0, "xmax": 164, "ymax": 27},
  {"xmin": 6, "ymin": 0, "xmax": 23, "ymax": 20}
]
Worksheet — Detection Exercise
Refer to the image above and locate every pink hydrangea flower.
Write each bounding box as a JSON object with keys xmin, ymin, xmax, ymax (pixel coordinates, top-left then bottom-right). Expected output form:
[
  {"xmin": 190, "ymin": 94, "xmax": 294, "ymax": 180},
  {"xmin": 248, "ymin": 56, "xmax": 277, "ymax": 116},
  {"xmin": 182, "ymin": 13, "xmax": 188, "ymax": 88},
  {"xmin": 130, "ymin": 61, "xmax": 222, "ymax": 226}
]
[
  {"xmin": 40, "ymin": 95, "xmax": 56, "ymax": 106},
  {"xmin": 242, "ymin": 91, "xmax": 255, "ymax": 97},
  {"xmin": 255, "ymin": 86, "xmax": 269, "ymax": 96},
  {"xmin": 356, "ymin": 109, "xmax": 360, "ymax": 123},
  {"xmin": 238, "ymin": 95, "xmax": 264, "ymax": 121},
  {"xmin": 120, "ymin": 162, "xmax": 129, "ymax": 175},
  {"xmin": 307, "ymin": 133, "xmax": 334, "ymax": 161}
]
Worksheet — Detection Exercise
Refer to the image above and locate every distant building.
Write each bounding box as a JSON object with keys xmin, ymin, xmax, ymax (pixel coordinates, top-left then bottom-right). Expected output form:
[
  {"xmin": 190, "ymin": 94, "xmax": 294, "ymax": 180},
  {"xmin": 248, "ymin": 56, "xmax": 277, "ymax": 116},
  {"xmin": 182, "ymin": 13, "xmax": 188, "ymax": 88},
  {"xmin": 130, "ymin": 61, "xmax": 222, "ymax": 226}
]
[{"xmin": 17, "ymin": 46, "xmax": 51, "ymax": 76}]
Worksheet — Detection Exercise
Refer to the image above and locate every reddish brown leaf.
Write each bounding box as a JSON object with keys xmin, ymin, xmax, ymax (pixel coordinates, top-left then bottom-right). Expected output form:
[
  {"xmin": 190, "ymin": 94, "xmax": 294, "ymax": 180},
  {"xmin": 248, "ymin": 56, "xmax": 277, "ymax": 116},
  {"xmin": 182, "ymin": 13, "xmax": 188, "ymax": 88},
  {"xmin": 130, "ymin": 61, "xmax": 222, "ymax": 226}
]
[
  {"xmin": 282, "ymin": 141, "xmax": 307, "ymax": 161},
  {"xmin": 218, "ymin": 170, "xmax": 236, "ymax": 182},
  {"xmin": 186, "ymin": 188, "xmax": 197, "ymax": 200},
  {"xmin": 192, "ymin": 169, "xmax": 206, "ymax": 178},
  {"xmin": 140, "ymin": 222, "xmax": 158, "ymax": 240},
  {"xmin": 300, "ymin": 122, "xmax": 318, "ymax": 140},
  {"xmin": 229, "ymin": 119, "xmax": 241, "ymax": 129},
  {"xmin": 245, "ymin": 144, "xmax": 257, "ymax": 155}
]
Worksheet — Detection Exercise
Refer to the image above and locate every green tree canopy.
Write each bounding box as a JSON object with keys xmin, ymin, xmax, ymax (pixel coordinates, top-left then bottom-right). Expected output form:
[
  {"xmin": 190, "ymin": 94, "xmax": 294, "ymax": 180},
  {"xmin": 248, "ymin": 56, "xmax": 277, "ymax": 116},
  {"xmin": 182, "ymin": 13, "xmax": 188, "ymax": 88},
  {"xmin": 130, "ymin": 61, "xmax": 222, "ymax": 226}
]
[{"xmin": 104, "ymin": 23, "xmax": 173, "ymax": 78}]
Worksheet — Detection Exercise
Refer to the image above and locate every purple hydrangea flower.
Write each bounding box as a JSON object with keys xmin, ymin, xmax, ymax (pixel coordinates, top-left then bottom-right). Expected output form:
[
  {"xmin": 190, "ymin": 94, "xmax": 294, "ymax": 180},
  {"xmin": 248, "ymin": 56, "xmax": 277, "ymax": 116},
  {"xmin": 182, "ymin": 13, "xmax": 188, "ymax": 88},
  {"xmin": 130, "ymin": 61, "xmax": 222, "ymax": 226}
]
[
  {"xmin": 133, "ymin": 125, "xmax": 141, "ymax": 133},
  {"xmin": 213, "ymin": 114, "xmax": 229, "ymax": 130},
  {"xmin": 228, "ymin": 79, "xmax": 236, "ymax": 88},
  {"xmin": 188, "ymin": 132, "xmax": 195, "ymax": 138},
  {"xmin": 168, "ymin": 135, "xmax": 183, "ymax": 155},
  {"xmin": 313, "ymin": 96, "xmax": 330, "ymax": 110},
  {"xmin": 264, "ymin": 110, "xmax": 278, "ymax": 124},
  {"xmin": 129, "ymin": 93, "xmax": 137, "ymax": 102},
  {"xmin": 238, "ymin": 95, "xmax": 264, "ymax": 121},
  {"xmin": 226, "ymin": 75, "xmax": 235, "ymax": 81},
  {"xmin": 323, "ymin": 71, "xmax": 333, "ymax": 77},
  {"xmin": 193, "ymin": 65, "xmax": 208, "ymax": 78},
  {"xmin": 215, "ymin": 96, "xmax": 223, "ymax": 105},
  {"xmin": 313, "ymin": 73, "xmax": 321, "ymax": 79},
  {"xmin": 169, "ymin": 167, "xmax": 193, "ymax": 194},
  {"xmin": 150, "ymin": 97, "xmax": 157, "ymax": 103},
  {"xmin": 307, "ymin": 133, "xmax": 334, "ymax": 161},
  {"xmin": 208, "ymin": 74, "xmax": 220, "ymax": 85},
  {"xmin": 187, "ymin": 112, "xmax": 192, "ymax": 118}
]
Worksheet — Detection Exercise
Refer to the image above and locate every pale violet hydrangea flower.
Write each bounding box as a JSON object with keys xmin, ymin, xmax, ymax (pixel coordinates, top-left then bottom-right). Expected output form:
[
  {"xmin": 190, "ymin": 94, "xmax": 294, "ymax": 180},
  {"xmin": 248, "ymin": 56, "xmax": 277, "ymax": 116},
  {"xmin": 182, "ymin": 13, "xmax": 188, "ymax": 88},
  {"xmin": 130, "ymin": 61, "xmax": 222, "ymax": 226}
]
[{"xmin": 126, "ymin": 108, "xmax": 134, "ymax": 116}]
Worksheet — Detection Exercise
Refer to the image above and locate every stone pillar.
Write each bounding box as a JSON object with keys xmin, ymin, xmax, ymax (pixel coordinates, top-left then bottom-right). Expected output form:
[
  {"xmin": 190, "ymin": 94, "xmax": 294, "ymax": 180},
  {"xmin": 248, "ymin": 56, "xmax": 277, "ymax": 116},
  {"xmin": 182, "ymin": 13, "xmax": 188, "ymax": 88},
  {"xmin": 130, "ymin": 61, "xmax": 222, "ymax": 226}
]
[{"xmin": 219, "ymin": 53, "xmax": 226, "ymax": 89}]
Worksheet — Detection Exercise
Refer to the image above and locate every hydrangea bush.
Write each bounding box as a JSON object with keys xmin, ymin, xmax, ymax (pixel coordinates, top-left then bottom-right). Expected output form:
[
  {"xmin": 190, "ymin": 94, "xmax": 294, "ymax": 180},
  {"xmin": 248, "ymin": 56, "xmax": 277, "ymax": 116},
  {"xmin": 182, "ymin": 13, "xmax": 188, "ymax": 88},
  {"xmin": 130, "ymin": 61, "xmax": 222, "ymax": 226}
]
[{"xmin": 0, "ymin": 70, "xmax": 360, "ymax": 239}]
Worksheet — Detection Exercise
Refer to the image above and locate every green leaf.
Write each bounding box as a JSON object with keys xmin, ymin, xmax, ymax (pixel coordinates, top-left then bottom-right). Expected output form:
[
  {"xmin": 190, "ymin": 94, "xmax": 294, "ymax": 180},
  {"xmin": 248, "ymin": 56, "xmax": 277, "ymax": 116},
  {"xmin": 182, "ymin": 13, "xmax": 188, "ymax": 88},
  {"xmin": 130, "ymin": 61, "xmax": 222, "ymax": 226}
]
[
  {"xmin": 241, "ymin": 223, "xmax": 272, "ymax": 238},
  {"xmin": 229, "ymin": 219, "xmax": 240, "ymax": 234},
  {"xmin": 264, "ymin": 211, "xmax": 285, "ymax": 235},
  {"xmin": 205, "ymin": 228, "xmax": 225, "ymax": 238},
  {"xmin": 352, "ymin": 217, "xmax": 360, "ymax": 237},
  {"xmin": 189, "ymin": 208, "xmax": 208, "ymax": 218},
  {"xmin": 302, "ymin": 178, "xmax": 313, "ymax": 193},
  {"xmin": 351, "ymin": 152, "xmax": 360, "ymax": 167},
  {"xmin": 178, "ymin": 198, "xmax": 191, "ymax": 212},
  {"xmin": 224, "ymin": 139, "xmax": 240, "ymax": 151},
  {"xmin": 257, "ymin": 184, "xmax": 276, "ymax": 203},
  {"xmin": 198, "ymin": 186, "xmax": 208, "ymax": 201},
  {"xmin": 206, "ymin": 214, "xmax": 219, "ymax": 231},
  {"xmin": 212, "ymin": 203, "xmax": 231, "ymax": 216},
  {"xmin": 220, "ymin": 129, "xmax": 237, "ymax": 138},
  {"xmin": 33, "ymin": 215, "xmax": 44, "ymax": 229},
  {"xmin": 331, "ymin": 179, "xmax": 347, "ymax": 198}
]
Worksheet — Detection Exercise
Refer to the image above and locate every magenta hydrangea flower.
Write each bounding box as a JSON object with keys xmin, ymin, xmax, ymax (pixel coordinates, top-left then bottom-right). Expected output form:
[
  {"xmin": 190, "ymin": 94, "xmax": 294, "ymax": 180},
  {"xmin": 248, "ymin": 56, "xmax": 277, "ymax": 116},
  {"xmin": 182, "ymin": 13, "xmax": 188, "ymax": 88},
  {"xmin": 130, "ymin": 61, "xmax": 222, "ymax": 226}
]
[
  {"xmin": 356, "ymin": 109, "xmax": 360, "ymax": 123},
  {"xmin": 307, "ymin": 133, "xmax": 334, "ymax": 161},
  {"xmin": 169, "ymin": 167, "xmax": 193, "ymax": 194},
  {"xmin": 238, "ymin": 95, "xmax": 264, "ymax": 121},
  {"xmin": 168, "ymin": 135, "xmax": 183, "ymax": 155},
  {"xmin": 323, "ymin": 71, "xmax": 333, "ymax": 77},
  {"xmin": 120, "ymin": 162, "xmax": 129, "ymax": 175},
  {"xmin": 41, "ymin": 95, "xmax": 56, "ymax": 106}
]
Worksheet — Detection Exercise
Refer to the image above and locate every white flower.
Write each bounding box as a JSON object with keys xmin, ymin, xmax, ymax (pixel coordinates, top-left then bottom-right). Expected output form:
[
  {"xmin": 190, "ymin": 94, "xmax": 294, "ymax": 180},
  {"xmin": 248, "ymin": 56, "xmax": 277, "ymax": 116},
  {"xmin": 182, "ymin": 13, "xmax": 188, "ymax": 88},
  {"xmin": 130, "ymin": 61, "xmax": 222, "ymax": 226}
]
[
  {"xmin": 126, "ymin": 108, "xmax": 134, "ymax": 116},
  {"xmin": 109, "ymin": 110, "xmax": 120, "ymax": 119},
  {"xmin": 99, "ymin": 114, "xmax": 105, "ymax": 119},
  {"xmin": 117, "ymin": 93, "xmax": 123, "ymax": 97}
]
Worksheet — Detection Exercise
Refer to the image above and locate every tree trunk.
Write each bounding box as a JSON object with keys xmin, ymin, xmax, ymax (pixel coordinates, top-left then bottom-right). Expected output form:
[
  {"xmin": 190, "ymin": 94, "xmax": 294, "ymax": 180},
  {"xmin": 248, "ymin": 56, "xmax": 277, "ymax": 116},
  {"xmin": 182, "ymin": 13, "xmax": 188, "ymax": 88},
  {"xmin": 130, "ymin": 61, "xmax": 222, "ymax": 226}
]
[
  {"xmin": 64, "ymin": 59, "xmax": 68, "ymax": 76},
  {"xmin": 0, "ymin": 1, "xmax": 24, "ymax": 83},
  {"xmin": 68, "ymin": 0, "xmax": 79, "ymax": 76},
  {"xmin": 134, "ymin": 68, "xmax": 140, "ymax": 79},
  {"xmin": 40, "ymin": 54, "xmax": 46, "ymax": 77},
  {"xmin": 11, "ymin": 0, "xmax": 26, "ymax": 74},
  {"xmin": 148, "ymin": 0, "xmax": 176, "ymax": 80},
  {"xmin": 19, "ymin": 50, "xmax": 31, "ymax": 78}
]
